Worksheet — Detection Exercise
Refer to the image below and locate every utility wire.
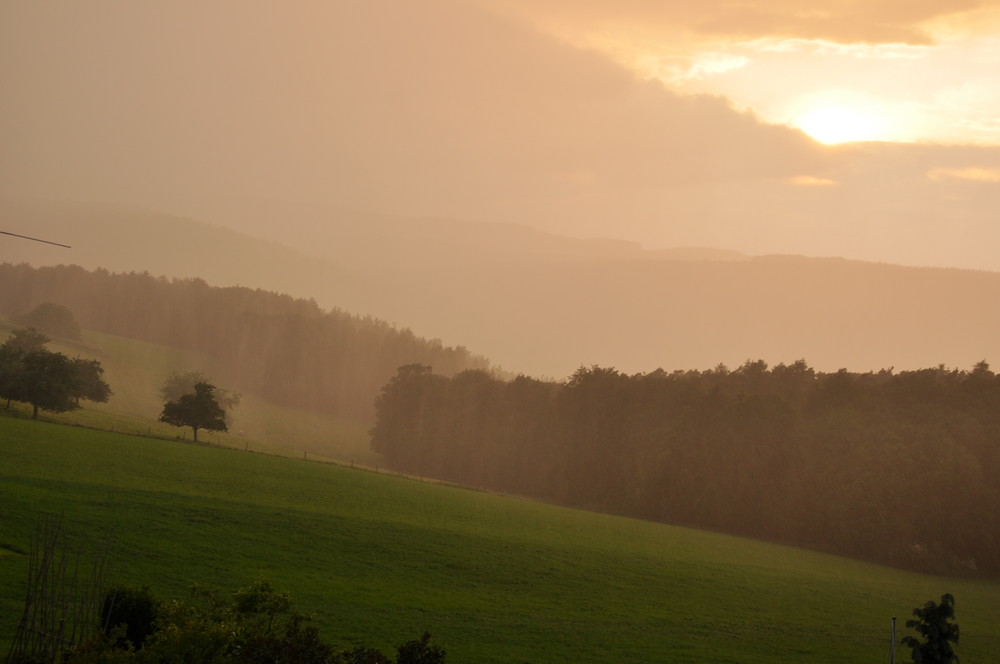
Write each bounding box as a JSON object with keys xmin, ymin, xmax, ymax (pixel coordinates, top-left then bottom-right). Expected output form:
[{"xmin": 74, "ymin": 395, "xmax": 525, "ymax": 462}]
[{"xmin": 1, "ymin": 230, "xmax": 71, "ymax": 248}]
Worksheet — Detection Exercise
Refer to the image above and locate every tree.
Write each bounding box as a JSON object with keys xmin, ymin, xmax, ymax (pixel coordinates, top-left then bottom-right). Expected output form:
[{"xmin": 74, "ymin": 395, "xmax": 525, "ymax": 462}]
[
  {"xmin": 0, "ymin": 328, "xmax": 111, "ymax": 418},
  {"xmin": 159, "ymin": 382, "xmax": 228, "ymax": 443},
  {"xmin": 160, "ymin": 370, "xmax": 240, "ymax": 423},
  {"xmin": 18, "ymin": 348, "xmax": 80, "ymax": 419},
  {"xmin": 369, "ymin": 364, "xmax": 447, "ymax": 471},
  {"xmin": 69, "ymin": 358, "xmax": 112, "ymax": 405},
  {"xmin": 902, "ymin": 593, "xmax": 959, "ymax": 664},
  {"xmin": 0, "ymin": 342, "xmax": 25, "ymax": 409},
  {"xmin": 15, "ymin": 302, "xmax": 82, "ymax": 340},
  {"xmin": 3, "ymin": 326, "xmax": 51, "ymax": 352},
  {"xmin": 0, "ymin": 329, "xmax": 50, "ymax": 409}
]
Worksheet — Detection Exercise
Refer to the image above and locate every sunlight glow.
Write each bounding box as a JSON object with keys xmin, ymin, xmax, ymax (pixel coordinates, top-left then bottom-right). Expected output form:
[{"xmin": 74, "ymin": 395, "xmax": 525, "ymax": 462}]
[
  {"xmin": 787, "ymin": 175, "xmax": 839, "ymax": 187},
  {"xmin": 794, "ymin": 105, "xmax": 884, "ymax": 144}
]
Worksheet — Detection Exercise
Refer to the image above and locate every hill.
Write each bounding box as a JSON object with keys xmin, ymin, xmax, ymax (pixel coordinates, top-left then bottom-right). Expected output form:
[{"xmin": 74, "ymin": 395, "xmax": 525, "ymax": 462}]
[
  {"xmin": 369, "ymin": 362, "xmax": 1000, "ymax": 575},
  {"xmin": 0, "ymin": 318, "xmax": 376, "ymax": 464},
  {"xmin": 4, "ymin": 198, "xmax": 1000, "ymax": 378},
  {"xmin": 1, "ymin": 418, "xmax": 998, "ymax": 663},
  {"xmin": 0, "ymin": 262, "xmax": 489, "ymax": 422}
]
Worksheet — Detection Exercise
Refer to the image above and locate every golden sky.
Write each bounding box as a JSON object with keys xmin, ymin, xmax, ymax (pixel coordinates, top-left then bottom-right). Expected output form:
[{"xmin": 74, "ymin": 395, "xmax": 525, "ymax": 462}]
[
  {"xmin": 480, "ymin": 0, "xmax": 1000, "ymax": 145},
  {"xmin": 2, "ymin": 1, "xmax": 999, "ymax": 271}
]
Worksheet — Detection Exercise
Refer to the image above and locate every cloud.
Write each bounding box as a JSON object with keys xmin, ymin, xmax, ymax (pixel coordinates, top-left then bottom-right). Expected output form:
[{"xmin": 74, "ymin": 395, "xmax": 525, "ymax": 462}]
[
  {"xmin": 927, "ymin": 167, "xmax": 1000, "ymax": 182},
  {"xmin": 0, "ymin": 0, "xmax": 825, "ymax": 223},
  {"xmin": 3, "ymin": 0, "xmax": 1000, "ymax": 273},
  {"xmin": 787, "ymin": 175, "xmax": 840, "ymax": 186},
  {"xmin": 476, "ymin": 0, "xmax": 998, "ymax": 45}
]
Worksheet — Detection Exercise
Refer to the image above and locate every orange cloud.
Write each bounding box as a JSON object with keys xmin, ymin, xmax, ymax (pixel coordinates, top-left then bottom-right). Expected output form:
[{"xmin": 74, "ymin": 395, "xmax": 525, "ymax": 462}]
[
  {"xmin": 475, "ymin": 0, "xmax": 997, "ymax": 46},
  {"xmin": 927, "ymin": 167, "xmax": 1000, "ymax": 182},
  {"xmin": 787, "ymin": 175, "xmax": 840, "ymax": 186}
]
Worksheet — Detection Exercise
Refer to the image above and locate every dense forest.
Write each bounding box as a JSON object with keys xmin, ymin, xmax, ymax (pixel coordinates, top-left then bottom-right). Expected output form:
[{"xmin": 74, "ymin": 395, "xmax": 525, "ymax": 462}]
[
  {"xmin": 371, "ymin": 361, "xmax": 1000, "ymax": 575},
  {"xmin": 0, "ymin": 263, "xmax": 488, "ymax": 419}
]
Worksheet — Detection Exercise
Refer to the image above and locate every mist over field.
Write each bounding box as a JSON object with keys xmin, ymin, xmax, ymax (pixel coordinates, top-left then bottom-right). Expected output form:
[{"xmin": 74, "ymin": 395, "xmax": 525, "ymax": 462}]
[
  {"xmin": 5, "ymin": 199, "xmax": 1000, "ymax": 380},
  {"xmin": 3, "ymin": 1, "xmax": 1000, "ymax": 661},
  {"xmin": 4, "ymin": 2, "xmax": 1000, "ymax": 377}
]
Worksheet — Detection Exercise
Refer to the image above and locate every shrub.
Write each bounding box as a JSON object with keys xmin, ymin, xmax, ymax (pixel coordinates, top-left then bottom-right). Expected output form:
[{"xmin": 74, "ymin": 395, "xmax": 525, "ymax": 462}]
[{"xmin": 101, "ymin": 585, "xmax": 159, "ymax": 650}]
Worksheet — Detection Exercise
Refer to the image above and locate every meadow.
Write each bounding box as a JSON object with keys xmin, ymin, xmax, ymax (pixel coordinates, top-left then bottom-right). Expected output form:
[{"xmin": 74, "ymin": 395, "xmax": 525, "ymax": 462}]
[
  {"xmin": 1, "ymin": 322, "xmax": 375, "ymax": 465},
  {"xmin": 2, "ymin": 416, "xmax": 998, "ymax": 663}
]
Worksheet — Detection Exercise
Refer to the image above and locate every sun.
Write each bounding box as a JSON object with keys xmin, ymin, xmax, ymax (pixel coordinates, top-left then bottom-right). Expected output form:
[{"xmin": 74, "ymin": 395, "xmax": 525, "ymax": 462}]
[{"xmin": 794, "ymin": 104, "xmax": 884, "ymax": 144}]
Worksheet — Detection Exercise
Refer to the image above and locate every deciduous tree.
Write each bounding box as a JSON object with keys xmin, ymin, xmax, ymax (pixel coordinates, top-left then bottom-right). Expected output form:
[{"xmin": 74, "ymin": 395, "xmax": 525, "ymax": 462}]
[
  {"xmin": 902, "ymin": 593, "xmax": 959, "ymax": 664},
  {"xmin": 159, "ymin": 382, "xmax": 228, "ymax": 443},
  {"xmin": 15, "ymin": 302, "xmax": 82, "ymax": 340},
  {"xmin": 19, "ymin": 348, "xmax": 79, "ymax": 419},
  {"xmin": 69, "ymin": 358, "xmax": 112, "ymax": 405},
  {"xmin": 0, "ymin": 329, "xmax": 110, "ymax": 417},
  {"xmin": 160, "ymin": 370, "xmax": 240, "ymax": 423}
]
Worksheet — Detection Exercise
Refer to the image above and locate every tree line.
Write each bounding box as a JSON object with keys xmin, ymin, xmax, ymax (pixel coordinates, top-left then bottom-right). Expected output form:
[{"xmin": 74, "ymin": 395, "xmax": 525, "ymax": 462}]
[
  {"xmin": 371, "ymin": 361, "xmax": 1000, "ymax": 574},
  {"xmin": 0, "ymin": 263, "xmax": 489, "ymax": 420}
]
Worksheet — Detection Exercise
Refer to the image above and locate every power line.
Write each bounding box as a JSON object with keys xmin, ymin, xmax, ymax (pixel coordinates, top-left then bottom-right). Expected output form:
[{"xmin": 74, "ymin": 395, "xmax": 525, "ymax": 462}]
[{"xmin": 1, "ymin": 230, "xmax": 71, "ymax": 249}]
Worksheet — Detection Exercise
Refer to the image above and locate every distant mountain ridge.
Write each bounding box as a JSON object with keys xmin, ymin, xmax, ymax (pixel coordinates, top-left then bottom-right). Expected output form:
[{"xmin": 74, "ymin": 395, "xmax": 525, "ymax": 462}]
[{"xmin": 4, "ymin": 197, "xmax": 999, "ymax": 378}]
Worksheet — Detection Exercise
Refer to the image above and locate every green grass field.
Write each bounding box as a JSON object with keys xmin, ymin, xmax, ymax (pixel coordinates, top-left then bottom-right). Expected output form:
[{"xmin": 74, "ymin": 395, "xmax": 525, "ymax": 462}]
[
  {"xmin": 2, "ymin": 417, "xmax": 998, "ymax": 663},
  {"xmin": 0, "ymin": 322, "xmax": 375, "ymax": 465}
]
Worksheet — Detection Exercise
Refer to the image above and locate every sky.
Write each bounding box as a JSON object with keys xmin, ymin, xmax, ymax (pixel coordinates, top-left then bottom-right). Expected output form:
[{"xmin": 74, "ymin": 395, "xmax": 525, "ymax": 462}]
[
  {"xmin": 2, "ymin": 0, "xmax": 1000, "ymax": 271},
  {"xmin": 483, "ymin": 0, "xmax": 1000, "ymax": 145}
]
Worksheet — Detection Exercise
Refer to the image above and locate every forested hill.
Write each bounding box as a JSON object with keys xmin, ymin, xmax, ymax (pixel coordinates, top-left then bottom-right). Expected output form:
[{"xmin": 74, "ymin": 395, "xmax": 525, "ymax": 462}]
[
  {"xmin": 7, "ymin": 198, "xmax": 1000, "ymax": 379},
  {"xmin": 0, "ymin": 263, "xmax": 489, "ymax": 419},
  {"xmin": 371, "ymin": 362, "xmax": 1000, "ymax": 575}
]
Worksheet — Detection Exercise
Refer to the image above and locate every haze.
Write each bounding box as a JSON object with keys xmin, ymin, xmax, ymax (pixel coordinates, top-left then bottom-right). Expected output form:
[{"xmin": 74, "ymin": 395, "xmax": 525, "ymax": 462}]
[
  {"xmin": 3, "ymin": 0, "xmax": 1000, "ymax": 376},
  {"xmin": 2, "ymin": 7, "xmax": 1000, "ymax": 650}
]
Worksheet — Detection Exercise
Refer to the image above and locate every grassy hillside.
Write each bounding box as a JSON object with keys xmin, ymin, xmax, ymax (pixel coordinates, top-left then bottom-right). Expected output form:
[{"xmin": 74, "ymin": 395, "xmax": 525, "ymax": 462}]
[
  {"xmin": 0, "ymin": 320, "xmax": 376, "ymax": 465},
  {"xmin": 1, "ymin": 419, "xmax": 997, "ymax": 663}
]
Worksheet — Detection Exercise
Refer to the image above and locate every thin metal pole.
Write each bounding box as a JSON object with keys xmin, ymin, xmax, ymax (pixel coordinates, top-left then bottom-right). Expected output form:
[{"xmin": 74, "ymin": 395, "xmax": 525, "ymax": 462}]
[
  {"xmin": 890, "ymin": 616, "xmax": 896, "ymax": 664},
  {"xmin": 1, "ymin": 230, "xmax": 71, "ymax": 248}
]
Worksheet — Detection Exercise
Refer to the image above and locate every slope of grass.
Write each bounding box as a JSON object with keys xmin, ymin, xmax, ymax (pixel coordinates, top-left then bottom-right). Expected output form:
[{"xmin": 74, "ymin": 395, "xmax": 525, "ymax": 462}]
[
  {"xmin": 0, "ymin": 321, "xmax": 375, "ymax": 464},
  {"xmin": 1, "ymin": 418, "xmax": 997, "ymax": 663}
]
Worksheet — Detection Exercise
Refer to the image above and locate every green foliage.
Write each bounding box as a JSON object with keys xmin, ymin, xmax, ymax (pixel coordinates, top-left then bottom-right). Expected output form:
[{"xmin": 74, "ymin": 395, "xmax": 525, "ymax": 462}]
[
  {"xmin": 14, "ymin": 302, "xmax": 81, "ymax": 340},
  {"xmin": 128, "ymin": 580, "xmax": 334, "ymax": 664},
  {"xmin": 902, "ymin": 594, "xmax": 960, "ymax": 664},
  {"xmin": 338, "ymin": 647, "xmax": 391, "ymax": 664},
  {"xmin": 0, "ymin": 329, "xmax": 110, "ymax": 418},
  {"xmin": 20, "ymin": 347, "xmax": 79, "ymax": 417},
  {"xmin": 3, "ymin": 327, "xmax": 51, "ymax": 352},
  {"xmin": 62, "ymin": 580, "xmax": 439, "ymax": 664},
  {"xmin": 159, "ymin": 371, "xmax": 239, "ymax": 430},
  {"xmin": 159, "ymin": 382, "xmax": 228, "ymax": 443},
  {"xmin": 395, "ymin": 632, "xmax": 445, "ymax": 664},
  {"xmin": 370, "ymin": 361, "xmax": 1000, "ymax": 573},
  {"xmin": 160, "ymin": 370, "xmax": 240, "ymax": 419},
  {"xmin": 71, "ymin": 358, "xmax": 113, "ymax": 405},
  {"xmin": 64, "ymin": 626, "xmax": 136, "ymax": 664},
  {"xmin": 102, "ymin": 586, "xmax": 159, "ymax": 650}
]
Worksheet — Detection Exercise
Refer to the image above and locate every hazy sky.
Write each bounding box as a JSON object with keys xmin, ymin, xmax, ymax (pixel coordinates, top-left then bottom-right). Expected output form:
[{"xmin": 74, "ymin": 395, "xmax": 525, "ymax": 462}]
[
  {"xmin": 484, "ymin": 0, "xmax": 1000, "ymax": 144},
  {"xmin": 2, "ymin": 1, "xmax": 999, "ymax": 271}
]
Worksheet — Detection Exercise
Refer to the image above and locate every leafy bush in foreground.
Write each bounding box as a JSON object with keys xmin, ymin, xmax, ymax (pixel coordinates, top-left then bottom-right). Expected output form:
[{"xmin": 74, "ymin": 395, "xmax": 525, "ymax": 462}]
[{"xmin": 60, "ymin": 581, "xmax": 444, "ymax": 664}]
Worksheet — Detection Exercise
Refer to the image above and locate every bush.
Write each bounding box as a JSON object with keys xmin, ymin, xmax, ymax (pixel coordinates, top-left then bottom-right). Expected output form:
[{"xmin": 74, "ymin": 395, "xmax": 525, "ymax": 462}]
[
  {"xmin": 101, "ymin": 585, "xmax": 159, "ymax": 649},
  {"xmin": 395, "ymin": 632, "xmax": 446, "ymax": 664},
  {"xmin": 58, "ymin": 580, "xmax": 446, "ymax": 664}
]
